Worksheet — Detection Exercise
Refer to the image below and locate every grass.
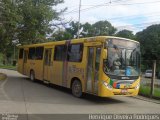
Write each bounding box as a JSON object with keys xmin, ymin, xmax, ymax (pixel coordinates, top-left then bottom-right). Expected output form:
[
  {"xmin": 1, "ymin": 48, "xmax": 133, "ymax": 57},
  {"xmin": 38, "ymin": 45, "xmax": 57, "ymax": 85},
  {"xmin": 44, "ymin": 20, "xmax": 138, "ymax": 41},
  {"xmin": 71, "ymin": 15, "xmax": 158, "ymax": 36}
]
[
  {"xmin": 139, "ymin": 85, "xmax": 160, "ymax": 98},
  {"xmin": 0, "ymin": 65, "xmax": 17, "ymax": 70},
  {"xmin": 0, "ymin": 52, "xmax": 17, "ymax": 70}
]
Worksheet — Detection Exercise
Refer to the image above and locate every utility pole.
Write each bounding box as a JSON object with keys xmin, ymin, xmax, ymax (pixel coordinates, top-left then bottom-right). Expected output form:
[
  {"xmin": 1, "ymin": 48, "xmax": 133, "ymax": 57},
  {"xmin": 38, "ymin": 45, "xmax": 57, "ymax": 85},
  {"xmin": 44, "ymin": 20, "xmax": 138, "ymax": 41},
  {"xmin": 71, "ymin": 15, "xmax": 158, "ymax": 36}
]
[
  {"xmin": 77, "ymin": 0, "xmax": 81, "ymax": 39},
  {"xmin": 150, "ymin": 60, "xmax": 156, "ymax": 98}
]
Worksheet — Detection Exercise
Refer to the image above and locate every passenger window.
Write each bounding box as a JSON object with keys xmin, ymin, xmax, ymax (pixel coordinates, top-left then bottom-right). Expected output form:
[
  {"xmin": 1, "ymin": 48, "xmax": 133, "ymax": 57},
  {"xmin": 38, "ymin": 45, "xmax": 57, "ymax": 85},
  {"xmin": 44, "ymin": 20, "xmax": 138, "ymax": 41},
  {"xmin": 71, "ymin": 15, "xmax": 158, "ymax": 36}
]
[
  {"xmin": 68, "ymin": 44, "xmax": 83, "ymax": 62},
  {"xmin": 44, "ymin": 49, "xmax": 52, "ymax": 65},
  {"xmin": 35, "ymin": 47, "xmax": 44, "ymax": 60},
  {"xmin": 28, "ymin": 48, "xmax": 36, "ymax": 60},
  {"xmin": 54, "ymin": 45, "xmax": 66, "ymax": 61},
  {"xmin": 95, "ymin": 48, "xmax": 101, "ymax": 71}
]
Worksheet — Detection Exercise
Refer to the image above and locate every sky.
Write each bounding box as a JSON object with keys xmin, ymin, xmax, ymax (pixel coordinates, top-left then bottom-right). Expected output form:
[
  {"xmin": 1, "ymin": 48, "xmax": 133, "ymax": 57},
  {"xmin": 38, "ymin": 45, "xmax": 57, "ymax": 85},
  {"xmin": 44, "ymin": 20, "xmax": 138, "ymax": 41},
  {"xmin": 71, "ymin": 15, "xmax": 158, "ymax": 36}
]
[{"xmin": 55, "ymin": 0, "xmax": 160, "ymax": 34}]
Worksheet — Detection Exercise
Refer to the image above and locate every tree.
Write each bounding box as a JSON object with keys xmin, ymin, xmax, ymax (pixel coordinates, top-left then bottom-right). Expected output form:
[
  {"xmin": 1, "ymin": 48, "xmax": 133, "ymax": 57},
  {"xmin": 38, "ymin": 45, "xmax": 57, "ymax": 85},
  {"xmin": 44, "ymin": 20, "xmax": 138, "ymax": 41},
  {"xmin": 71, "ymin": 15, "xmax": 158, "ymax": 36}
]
[
  {"xmin": 17, "ymin": 0, "xmax": 65, "ymax": 44},
  {"xmin": 136, "ymin": 24, "xmax": 160, "ymax": 70},
  {"xmin": 0, "ymin": 0, "xmax": 65, "ymax": 64},
  {"xmin": 51, "ymin": 20, "xmax": 116, "ymax": 40},
  {"xmin": 136, "ymin": 24, "xmax": 160, "ymax": 60},
  {"xmin": 51, "ymin": 29, "xmax": 72, "ymax": 41},
  {"xmin": 65, "ymin": 21, "xmax": 80, "ymax": 39},
  {"xmin": 0, "ymin": 0, "xmax": 21, "ymax": 64},
  {"xmin": 116, "ymin": 29, "xmax": 135, "ymax": 39},
  {"xmin": 92, "ymin": 21, "xmax": 116, "ymax": 36},
  {"xmin": 81, "ymin": 22, "xmax": 93, "ymax": 37}
]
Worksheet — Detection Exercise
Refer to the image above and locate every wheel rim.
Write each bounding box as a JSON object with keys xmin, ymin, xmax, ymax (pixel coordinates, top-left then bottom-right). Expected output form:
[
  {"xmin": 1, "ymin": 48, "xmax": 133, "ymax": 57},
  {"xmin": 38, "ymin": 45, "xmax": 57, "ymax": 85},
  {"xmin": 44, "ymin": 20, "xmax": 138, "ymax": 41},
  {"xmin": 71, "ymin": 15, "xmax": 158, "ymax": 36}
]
[
  {"xmin": 73, "ymin": 81, "xmax": 82, "ymax": 97},
  {"xmin": 30, "ymin": 72, "xmax": 34, "ymax": 81}
]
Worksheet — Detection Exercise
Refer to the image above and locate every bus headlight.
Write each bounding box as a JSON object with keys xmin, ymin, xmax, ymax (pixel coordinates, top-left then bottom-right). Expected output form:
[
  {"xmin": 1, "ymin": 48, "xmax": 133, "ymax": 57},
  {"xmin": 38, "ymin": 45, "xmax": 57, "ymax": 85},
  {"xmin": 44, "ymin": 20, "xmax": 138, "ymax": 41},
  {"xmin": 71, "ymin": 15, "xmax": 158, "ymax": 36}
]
[
  {"xmin": 102, "ymin": 81, "xmax": 112, "ymax": 90},
  {"xmin": 135, "ymin": 83, "xmax": 140, "ymax": 90}
]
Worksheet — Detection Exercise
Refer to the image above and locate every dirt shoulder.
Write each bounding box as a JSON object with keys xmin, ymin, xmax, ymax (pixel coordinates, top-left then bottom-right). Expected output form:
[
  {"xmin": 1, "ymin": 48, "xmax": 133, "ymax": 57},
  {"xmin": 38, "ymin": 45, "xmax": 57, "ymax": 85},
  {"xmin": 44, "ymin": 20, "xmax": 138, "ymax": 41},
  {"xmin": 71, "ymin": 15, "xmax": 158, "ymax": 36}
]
[{"xmin": 0, "ymin": 73, "xmax": 7, "ymax": 80}]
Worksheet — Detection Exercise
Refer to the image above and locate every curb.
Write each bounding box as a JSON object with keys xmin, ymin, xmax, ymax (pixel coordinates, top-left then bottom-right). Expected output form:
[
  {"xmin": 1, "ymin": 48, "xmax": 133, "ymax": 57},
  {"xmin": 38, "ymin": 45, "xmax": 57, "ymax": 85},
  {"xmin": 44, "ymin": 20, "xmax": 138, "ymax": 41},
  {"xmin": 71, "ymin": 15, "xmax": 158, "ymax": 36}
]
[
  {"xmin": 139, "ymin": 93, "xmax": 160, "ymax": 100},
  {"xmin": 132, "ymin": 95, "xmax": 160, "ymax": 104}
]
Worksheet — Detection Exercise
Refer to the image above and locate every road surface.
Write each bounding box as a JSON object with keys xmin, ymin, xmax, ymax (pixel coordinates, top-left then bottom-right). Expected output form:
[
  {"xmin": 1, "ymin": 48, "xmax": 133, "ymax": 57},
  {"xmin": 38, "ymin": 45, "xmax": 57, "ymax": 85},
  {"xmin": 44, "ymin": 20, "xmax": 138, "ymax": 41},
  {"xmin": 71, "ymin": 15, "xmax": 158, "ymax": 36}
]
[{"xmin": 0, "ymin": 69, "xmax": 160, "ymax": 119}]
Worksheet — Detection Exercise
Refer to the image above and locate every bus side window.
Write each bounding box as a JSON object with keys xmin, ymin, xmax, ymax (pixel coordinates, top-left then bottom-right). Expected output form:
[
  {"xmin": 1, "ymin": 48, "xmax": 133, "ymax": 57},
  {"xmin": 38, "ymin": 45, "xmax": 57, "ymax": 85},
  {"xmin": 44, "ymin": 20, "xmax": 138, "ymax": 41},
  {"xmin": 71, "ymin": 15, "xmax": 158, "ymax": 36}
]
[
  {"xmin": 45, "ymin": 50, "xmax": 49, "ymax": 65},
  {"xmin": 95, "ymin": 48, "xmax": 101, "ymax": 71},
  {"xmin": 35, "ymin": 47, "xmax": 44, "ymax": 60},
  {"xmin": 54, "ymin": 45, "xmax": 66, "ymax": 61},
  {"xmin": 28, "ymin": 48, "xmax": 36, "ymax": 60},
  {"xmin": 45, "ymin": 49, "xmax": 52, "ymax": 65},
  {"xmin": 68, "ymin": 44, "xmax": 83, "ymax": 62},
  {"xmin": 19, "ymin": 48, "xmax": 24, "ymax": 59}
]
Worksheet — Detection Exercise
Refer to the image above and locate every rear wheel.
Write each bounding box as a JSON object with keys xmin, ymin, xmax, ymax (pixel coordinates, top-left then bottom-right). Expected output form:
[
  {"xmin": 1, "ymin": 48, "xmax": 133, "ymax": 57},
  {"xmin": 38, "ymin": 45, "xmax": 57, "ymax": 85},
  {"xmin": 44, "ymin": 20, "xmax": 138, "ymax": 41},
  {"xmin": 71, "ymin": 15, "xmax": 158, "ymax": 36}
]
[
  {"xmin": 30, "ymin": 70, "xmax": 35, "ymax": 82},
  {"xmin": 71, "ymin": 80, "xmax": 82, "ymax": 97}
]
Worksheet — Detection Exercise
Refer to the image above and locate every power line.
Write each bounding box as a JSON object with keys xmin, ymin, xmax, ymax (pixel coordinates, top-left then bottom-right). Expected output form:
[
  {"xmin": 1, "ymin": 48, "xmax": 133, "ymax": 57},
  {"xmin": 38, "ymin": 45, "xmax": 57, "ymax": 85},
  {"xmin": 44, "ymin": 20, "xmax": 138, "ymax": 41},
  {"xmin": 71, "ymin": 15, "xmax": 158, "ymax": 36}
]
[
  {"xmin": 63, "ymin": 0, "xmax": 125, "ymax": 15},
  {"xmin": 107, "ymin": 12, "xmax": 160, "ymax": 21},
  {"xmin": 63, "ymin": 0, "xmax": 160, "ymax": 15},
  {"xmin": 112, "ymin": 0, "xmax": 160, "ymax": 6},
  {"xmin": 116, "ymin": 21, "xmax": 160, "ymax": 29},
  {"xmin": 82, "ymin": 0, "xmax": 160, "ymax": 6},
  {"xmin": 81, "ymin": 0, "xmax": 128, "ymax": 6}
]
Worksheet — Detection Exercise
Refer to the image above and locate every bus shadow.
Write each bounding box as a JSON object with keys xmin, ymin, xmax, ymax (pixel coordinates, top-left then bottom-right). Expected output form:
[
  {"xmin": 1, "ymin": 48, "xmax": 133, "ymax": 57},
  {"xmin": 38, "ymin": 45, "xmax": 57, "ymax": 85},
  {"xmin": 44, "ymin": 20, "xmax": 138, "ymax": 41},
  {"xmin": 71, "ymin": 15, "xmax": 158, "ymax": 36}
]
[
  {"xmin": 3, "ymin": 76, "xmax": 124, "ymax": 105},
  {"xmin": 23, "ymin": 78, "xmax": 125, "ymax": 105},
  {"xmin": 48, "ymin": 83, "xmax": 124, "ymax": 104},
  {"xmin": 82, "ymin": 94, "xmax": 125, "ymax": 104}
]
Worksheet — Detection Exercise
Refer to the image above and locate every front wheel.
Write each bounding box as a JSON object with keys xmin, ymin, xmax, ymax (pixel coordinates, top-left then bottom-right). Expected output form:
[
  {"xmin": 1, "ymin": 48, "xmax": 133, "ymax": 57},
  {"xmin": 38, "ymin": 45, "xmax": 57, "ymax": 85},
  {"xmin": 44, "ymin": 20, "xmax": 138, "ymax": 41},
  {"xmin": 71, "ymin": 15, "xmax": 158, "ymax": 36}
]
[{"xmin": 72, "ymin": 80, "xmax": 82, "ymax": 97}]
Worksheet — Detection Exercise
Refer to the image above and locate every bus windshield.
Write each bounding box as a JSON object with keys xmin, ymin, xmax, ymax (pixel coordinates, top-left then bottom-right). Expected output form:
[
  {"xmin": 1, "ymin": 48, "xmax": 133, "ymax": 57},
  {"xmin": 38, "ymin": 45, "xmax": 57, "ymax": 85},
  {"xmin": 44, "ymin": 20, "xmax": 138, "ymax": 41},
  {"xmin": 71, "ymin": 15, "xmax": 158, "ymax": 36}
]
[{"xmin": 104, "ymin": 38, "xmax": 140, "ymax": 77}]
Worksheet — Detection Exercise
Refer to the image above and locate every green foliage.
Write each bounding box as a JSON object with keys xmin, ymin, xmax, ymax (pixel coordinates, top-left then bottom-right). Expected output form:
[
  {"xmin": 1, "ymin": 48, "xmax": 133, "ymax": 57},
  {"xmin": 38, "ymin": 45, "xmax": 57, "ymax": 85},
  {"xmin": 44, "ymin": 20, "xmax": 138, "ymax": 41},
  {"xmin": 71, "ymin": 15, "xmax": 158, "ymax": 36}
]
[
  {"xmin": 139, "ymin": 85, "xmax": 160, "ymax": 98},
  {"xmin": 92, "ymin": 21, "xmax": 116, "ymax": 36},
  {"xmin": 0, "ymin": 53, "xmax": 2, "ymax": 65},
  {"xmin": 0, "ymin": 0, "xmax": 21, "ymax": 62},
  {"xmin": 17, "ymin": 0, "xmax": 64, "ymax": 44},
  {"xmin": 51, "ymin": 29, "xmax": 72, "ymax": 41},
  {"xmin": 81, "ymin": 22, "xmax": 93, "ymax": 37},
  {"xmin": 51, "ymin": 20, "xmax": 117, "ymax": 40},
  {"xmin": 139, "ymin": 85, "xmax": 150, "ymax": 96},
  {"xmin": 136, "ymin": 24, "xmax": 160, "ymax": 60},
  {"xmin": 116, "ymin": 29, "xmax": 135, "ymax": 39},
  {"xmin": 0, "ymin": 65, "xmax": 16, "ymax": 70},
  {"xmin": 0, "ymin": 0, "xmax": 64, "ymax": 63}
]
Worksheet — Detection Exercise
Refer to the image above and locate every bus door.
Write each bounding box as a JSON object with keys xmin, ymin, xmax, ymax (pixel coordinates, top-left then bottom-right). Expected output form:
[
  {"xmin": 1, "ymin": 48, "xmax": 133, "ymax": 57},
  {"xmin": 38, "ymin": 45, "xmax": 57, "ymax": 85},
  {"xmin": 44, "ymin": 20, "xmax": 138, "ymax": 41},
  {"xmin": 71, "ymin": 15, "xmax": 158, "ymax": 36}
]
[
  {"xmin": 23, "ymin": 50, "xmax": 28, "ymax": 75},
  {"xmin": 44, "ymin": 48, "xmax": 52, "ymax": 82},
  {"xmin": 52, "ymin": 44, "xmax": 68, "ymax": 86},
  {"xmin": 86, "ymin": 44, "xmax": 102, "ymax": 94}
]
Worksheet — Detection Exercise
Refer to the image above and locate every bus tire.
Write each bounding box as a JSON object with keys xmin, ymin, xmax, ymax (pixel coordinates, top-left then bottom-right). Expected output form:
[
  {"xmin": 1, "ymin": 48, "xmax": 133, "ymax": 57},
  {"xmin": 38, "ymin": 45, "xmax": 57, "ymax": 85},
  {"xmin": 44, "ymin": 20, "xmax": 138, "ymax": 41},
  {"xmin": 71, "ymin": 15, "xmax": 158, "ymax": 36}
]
[
  {"xmin": 30, "ymin": 70, "xmax": 35, "ymax": 82},
  {"xmin": 71, "ymin": 80, "xmax": 82, "ymax": 97}
]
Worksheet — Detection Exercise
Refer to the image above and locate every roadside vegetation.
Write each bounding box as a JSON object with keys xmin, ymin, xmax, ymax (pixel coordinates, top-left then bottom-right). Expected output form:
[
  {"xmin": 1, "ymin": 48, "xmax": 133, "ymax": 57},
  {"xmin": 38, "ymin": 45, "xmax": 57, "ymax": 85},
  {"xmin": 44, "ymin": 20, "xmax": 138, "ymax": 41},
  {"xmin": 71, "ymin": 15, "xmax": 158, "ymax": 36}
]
[
  {"xmin": 0, "ymin": 65, "xmax": 16, "ymax": 70},
  {"xmin": 139, "ymin": 84, "xmax": 160, "ymax": 98}
]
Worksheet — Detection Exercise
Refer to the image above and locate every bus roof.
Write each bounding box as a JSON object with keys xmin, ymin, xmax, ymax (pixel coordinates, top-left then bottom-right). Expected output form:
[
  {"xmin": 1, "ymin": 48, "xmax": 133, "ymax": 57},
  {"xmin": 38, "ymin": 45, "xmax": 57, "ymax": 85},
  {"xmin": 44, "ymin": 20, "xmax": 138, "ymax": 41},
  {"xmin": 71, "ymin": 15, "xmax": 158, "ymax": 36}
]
[{"xmin": 18, "ymin": 36, "xmax": 139, "ymax": 48}]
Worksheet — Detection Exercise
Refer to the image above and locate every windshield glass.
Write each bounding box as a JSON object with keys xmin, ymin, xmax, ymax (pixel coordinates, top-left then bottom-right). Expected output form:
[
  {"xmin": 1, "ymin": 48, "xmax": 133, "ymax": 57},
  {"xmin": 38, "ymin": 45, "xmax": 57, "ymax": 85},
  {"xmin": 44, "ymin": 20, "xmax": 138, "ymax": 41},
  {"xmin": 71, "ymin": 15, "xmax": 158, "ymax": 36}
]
[{"xmin": 104, "ymin": 38, "xmax": 140, "ymax": 77}]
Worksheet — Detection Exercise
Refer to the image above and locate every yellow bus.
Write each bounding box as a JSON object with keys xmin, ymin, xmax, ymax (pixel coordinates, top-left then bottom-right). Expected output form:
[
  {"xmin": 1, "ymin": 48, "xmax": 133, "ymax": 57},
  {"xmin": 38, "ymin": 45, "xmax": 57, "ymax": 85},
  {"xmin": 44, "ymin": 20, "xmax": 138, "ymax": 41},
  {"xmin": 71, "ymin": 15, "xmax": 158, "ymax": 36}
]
[{"xmin": 17, "ymin": 36, "xmax": 140, "ymax": 97}]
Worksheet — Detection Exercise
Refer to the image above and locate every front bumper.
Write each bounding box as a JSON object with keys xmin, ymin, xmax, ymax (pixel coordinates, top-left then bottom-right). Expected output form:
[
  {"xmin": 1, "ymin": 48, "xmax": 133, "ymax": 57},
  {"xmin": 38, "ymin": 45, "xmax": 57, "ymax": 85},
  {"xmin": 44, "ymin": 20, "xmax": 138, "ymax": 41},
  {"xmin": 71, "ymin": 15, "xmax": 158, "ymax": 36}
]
[{"xmin": 98, "ymin": 81, "xmax": 139, "ymax": 97}]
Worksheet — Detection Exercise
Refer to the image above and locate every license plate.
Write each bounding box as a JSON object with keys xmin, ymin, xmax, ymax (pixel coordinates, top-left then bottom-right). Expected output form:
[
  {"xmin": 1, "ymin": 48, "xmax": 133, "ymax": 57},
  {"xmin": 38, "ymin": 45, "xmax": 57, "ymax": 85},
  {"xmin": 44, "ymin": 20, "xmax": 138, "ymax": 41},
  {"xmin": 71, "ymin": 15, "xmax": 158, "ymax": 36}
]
[{"xmin": 121, "ymin": 89, "xmax": 128, "ymax": 93}]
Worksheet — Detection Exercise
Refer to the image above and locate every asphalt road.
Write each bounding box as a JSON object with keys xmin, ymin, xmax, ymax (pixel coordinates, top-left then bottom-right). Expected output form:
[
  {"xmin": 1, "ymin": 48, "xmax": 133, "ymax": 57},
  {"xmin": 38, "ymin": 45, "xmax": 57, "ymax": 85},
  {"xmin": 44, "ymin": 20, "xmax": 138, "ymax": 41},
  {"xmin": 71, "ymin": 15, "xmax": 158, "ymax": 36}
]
[{"xmin": 0, "ymin": 69, "xmax": 160, "ymax": 119}]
